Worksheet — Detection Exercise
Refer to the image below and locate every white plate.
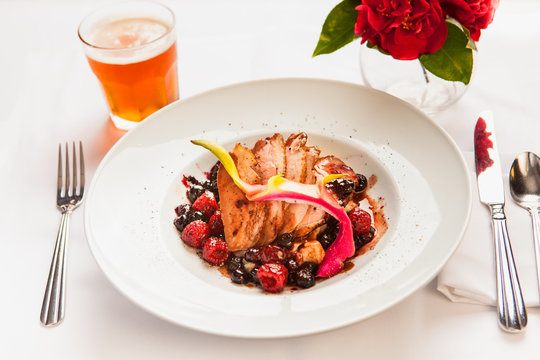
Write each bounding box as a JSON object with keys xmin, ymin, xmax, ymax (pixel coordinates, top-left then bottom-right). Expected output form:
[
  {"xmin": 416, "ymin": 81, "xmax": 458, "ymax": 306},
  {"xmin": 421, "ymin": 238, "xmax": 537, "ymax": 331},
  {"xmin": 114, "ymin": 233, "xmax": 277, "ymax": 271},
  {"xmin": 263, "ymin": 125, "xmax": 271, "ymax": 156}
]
[{"xmin": 84, "ymin": 78, "xmax": 471, "ymax": 338}]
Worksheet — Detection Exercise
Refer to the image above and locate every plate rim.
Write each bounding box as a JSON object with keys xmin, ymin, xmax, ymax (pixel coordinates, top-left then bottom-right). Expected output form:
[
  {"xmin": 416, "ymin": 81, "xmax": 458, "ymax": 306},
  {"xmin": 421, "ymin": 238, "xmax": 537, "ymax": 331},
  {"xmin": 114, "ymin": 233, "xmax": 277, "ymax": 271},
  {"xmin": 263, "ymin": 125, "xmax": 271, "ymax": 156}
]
[{"xmin": 84, "ymin": 77, "xmax": 472, "ymax": 338}]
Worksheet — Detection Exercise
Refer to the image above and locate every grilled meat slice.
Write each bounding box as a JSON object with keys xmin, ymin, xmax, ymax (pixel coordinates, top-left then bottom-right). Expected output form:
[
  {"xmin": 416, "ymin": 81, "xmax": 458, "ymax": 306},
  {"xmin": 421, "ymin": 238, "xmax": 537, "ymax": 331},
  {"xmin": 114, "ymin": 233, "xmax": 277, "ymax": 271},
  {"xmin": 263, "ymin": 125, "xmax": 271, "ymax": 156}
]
[
  {"xmin": 252, "ymin": 133, "xmax": 286, "ymax": 245},
  {"xmin": 279, "ymin": 133, "xmax": 309, "ymax": 234},
  {"xmin": 217, "ymin": 144, "xmax": 266, "ymax": 251}
]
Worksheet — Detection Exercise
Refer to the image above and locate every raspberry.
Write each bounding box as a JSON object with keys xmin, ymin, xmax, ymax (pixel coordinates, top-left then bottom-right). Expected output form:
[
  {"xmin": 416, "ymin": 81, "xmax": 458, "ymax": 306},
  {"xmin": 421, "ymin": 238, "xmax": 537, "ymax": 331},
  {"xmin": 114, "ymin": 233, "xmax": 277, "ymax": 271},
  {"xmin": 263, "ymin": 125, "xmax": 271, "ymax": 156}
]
[
  {"xmin": 181, "ymin": 220, "xmax": 209, "ymax": 248},
  {"xmin": 260, "ymin": 245, "xmax": 287, "ymax": 264},
  {"xmin": 257, "ymin": 263, "xmax": 288, "ymax": 293},
  {"xmin": 202, "ymin": 237, "xmax": 229, "ymax": 265},
  {"xmin": 348, "ymin": 207, "xmax": 372, "ymax": 235},
  {"xmin": 208, "ymin": 210, "xmax": 224, "ymax": 235},
  {"xmin": 192, "ymin": 191, "xmax": 218, "ymax": 220}
]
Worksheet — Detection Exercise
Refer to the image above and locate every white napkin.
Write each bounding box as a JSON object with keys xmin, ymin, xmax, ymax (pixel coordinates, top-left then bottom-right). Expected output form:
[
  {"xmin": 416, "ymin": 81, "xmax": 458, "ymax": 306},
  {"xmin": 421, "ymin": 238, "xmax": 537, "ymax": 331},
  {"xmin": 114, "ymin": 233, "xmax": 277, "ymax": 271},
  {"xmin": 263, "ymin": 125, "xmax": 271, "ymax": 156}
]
[{"xmin": 437, "ymin": 151, "xmax": 540, "ymax": 307}]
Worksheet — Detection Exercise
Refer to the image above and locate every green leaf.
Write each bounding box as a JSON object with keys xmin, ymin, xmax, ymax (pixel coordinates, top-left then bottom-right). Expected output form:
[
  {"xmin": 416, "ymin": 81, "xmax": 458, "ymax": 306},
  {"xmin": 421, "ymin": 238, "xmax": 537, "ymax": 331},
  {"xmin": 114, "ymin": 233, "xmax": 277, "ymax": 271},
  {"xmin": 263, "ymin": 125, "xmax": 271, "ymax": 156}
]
[
  {"xmin": 313, "ymin": 0, "xmax": 362, "ymax": 57},
  {"xmin": 419, "ymin": 22, "xmax": 473, "ymax": 85}
]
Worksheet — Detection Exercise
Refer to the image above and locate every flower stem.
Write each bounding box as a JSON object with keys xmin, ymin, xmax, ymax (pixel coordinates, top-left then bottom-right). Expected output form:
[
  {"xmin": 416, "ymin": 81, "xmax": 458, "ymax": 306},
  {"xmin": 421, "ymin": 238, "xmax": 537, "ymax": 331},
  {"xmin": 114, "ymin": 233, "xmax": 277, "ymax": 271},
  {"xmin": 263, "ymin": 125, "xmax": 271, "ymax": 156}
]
[{"xmin": 420, "ymin": 62, "xmax": 430, "ymax": 84}]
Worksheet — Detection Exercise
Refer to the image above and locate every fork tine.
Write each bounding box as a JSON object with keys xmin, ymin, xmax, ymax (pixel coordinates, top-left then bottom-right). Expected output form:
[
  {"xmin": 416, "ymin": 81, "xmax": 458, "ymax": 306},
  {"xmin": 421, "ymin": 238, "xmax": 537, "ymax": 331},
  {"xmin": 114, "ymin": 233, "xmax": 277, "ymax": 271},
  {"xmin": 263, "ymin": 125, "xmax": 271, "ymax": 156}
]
[
  {"xmin": 57, "ymin": 144, "xmax": 63, "ymax": 198},
  {"xmin": 65, "ymin": 143, "xmax": 70, "ymax": 197},
  {"xmin": 72, "ymin": 142, "xmax": 78, "ymax": 196},
  {"xmin": 79, "ymin": 141, "xmax": 85, "ymax": 197}
]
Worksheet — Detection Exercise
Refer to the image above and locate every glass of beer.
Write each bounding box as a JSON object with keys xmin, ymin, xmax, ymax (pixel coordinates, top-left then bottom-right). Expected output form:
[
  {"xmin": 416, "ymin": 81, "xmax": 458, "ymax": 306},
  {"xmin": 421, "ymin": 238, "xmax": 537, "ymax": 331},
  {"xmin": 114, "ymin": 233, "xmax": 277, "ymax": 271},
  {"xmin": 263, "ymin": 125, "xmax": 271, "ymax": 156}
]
[{"xmin": 78, "ymin": 1, "xmax": 179, "ymax": 130}]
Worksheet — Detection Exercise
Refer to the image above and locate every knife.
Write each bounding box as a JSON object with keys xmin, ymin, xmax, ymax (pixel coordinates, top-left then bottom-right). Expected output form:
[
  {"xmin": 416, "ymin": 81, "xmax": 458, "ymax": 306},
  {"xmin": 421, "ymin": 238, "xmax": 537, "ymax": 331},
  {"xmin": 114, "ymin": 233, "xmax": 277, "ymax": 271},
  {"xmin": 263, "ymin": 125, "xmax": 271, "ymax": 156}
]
[{"xmin": 474, "ymin": 111, "xmax": 527, "ymax": 332}]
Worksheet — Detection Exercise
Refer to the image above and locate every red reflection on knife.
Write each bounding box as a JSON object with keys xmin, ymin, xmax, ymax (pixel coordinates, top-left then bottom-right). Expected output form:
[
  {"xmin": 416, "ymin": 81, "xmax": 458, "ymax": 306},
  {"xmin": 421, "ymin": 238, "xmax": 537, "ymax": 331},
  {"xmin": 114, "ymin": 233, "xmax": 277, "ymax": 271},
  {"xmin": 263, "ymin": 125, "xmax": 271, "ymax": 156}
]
[{"xmin": 474, "ymin": 117, "xmax": 494, "ymax": 174}]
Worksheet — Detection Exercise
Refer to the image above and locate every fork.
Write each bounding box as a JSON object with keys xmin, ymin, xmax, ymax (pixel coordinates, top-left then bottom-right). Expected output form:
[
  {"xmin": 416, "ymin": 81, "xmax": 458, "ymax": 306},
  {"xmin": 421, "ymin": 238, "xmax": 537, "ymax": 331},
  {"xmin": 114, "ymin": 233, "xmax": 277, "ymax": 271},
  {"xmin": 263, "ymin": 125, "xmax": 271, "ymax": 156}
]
[{"xmin": 40, "ymin": 142, "xmax": 85, "ymax": 326}]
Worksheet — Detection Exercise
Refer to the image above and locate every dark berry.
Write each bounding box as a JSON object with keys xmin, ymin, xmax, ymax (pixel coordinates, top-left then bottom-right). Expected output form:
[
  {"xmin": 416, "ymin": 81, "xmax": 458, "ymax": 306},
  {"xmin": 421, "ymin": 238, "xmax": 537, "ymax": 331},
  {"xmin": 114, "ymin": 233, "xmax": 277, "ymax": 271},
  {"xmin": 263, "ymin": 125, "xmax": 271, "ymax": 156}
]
[
  {"xmin": 244, "ymin": 247, "xmax": 261, "ymax": 263},
  {"xmin": 317, "ymin": 231, "xmax": 335, "ymax": 250},
  {"xmin": 257, "ymin": 263, "xmax": 288, "ymax": 293},
  {"xmin": 181, "ymin": 220, "xmax": 209, "ymax": 248},
  {"xmin": 187, "ymin": 210, "xmax": 205, "ymax": 224},
  {"xmin": 184, "ymin": 175, "xmax": 200, "ymax": 186},
  {"xmin": 208, "ymin": 211, "xmax": 224, "ymax": 235},
  {"xmin": 260, "ymin": 245, "xmax": 287, "ymax": 264},
  {"xmin": 295, "ymin": 268, "xmax": 316, "ymax": 288},
  {"xmin": 300, "ymin": 262, "xmax": 318, "ymax": 275},
  {"xmin": 354, "ymin": 227, "xmax": 376, "ymax": 251},
  {"xmin": 349, "ymin": 207, "xmax": 372, "ymax": 235},
  {"xmin": 173, "ymin": 214, "xmax": 189, "ymax": 232},
  {"xmin": 355, "ymin": 174, "xmax": 368, "ymax": 192},
  {"xmin": 174, "ymin": 203, "xmax": 191, "ymax": 216},
  {"xmin": 285, "ymin": 258, "xmax": 299, "ymax": 272},
  {"xmin": 226, "ymin": 256, "xmax": 243, "ymax": 272},
  {"xmin": 287, "ymin": 271, "xmax": 297, "ymax": 285},
  {"xmin": 187, "ymin": 184, "xmax": 205, "ymax": 204},
  {"xmin": 192, "ymin": 191, "xmax": 218, "ymax": 220},
  {"xmin": 326, "ymin": 178, "xmax": 355, "ymax": 200},
  {"xmin": 208, "ymin": 162, "xmax": 220, "ymax": 181},
  {"xmin": 249, "ymin": 266, "xmax": 260, "ymax": 285},
  {"xmin": 202, "ymin": 237, "xmax": 229, "ymax": 265},
  {"xmin": 275, "ymin": 233, "xmax": 294, "ymax": 249},
  {"xmin": 231, "ymin": 268, "xmax": 250, "ymax": 284}
]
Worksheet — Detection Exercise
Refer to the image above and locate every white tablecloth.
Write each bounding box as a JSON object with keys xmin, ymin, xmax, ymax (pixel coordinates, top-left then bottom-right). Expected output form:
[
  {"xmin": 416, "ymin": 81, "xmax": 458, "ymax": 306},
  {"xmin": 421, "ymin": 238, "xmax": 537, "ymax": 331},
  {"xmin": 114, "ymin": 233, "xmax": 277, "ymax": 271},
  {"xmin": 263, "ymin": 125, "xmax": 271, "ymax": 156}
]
[{"xmin": 2, "ymin": 0, "xmax": 540, "ymax": 358}]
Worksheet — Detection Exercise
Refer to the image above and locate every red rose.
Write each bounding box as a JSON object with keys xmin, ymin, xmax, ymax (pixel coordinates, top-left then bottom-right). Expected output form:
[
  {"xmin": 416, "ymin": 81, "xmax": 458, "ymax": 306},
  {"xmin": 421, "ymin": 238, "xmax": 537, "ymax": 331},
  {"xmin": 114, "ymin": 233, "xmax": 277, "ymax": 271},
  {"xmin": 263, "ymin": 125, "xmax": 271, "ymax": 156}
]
[
  {"xmin": 440, "ymin": 0, "xmax": 498, "ymax": 41},
  {"xmin": 354, "ymin": 0, "xmax": 448, "ymax": 60}
]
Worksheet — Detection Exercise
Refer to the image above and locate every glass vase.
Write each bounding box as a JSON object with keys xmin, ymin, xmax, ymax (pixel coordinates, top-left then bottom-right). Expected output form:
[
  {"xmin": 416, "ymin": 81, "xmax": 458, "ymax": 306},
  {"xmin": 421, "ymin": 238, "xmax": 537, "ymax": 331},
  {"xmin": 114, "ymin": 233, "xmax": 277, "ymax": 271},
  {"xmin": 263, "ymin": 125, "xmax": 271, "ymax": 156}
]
[{"xmin": 359, "ymin": 44, "xmax": 473, "ymax": 115}]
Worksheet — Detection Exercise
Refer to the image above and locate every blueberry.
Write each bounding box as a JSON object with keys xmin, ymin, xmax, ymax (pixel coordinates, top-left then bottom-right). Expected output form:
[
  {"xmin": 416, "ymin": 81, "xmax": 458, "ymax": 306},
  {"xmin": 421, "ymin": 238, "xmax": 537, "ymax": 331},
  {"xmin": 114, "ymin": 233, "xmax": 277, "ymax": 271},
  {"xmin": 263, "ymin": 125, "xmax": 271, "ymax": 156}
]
[
  {"xmin": 244, "ymin": 247, "xmax": 261, "ymax": 263},
  {"xmin": 202, "ymin": 179, "xmax": 219, "ymax": 202},
  {"xmin": 354, "ymin": 227, "xmax": 376, "ymax": 251},
  {"xmin": 326, "ymin": 178, "xmax": 355, "ymax": 200},
  {"xmin": 173, "ymin": 214, "xmax": 188, "ymax": 232},
  {"xmin": 249, "ymin": 266, "xmax": 260, "ymax": 285},
  {"xmin": 300, "ymin": 262, "xmax": 318, "ymax": 275},
  {"xmin": 317, "ymin": 231, "xmax": 334, "ymax": 250},
  {"xmin": 296, "ymin": 268, "xmax": 316, "ymax": 288},
  {"xmin": 187, "ymin": 184, "xmax": 205, "ymax": 204},
  {"xmin": 227, "ymin": 256, "xmax": 243, "ymax": 272},
  {"xmin": 231, "ymin": 268, "xmax": 250, "ymax": 284},
  {"xmin": 276, "ymin": 233, "xmax": 294, "ymax": 249},
  {"xmin": 208, "ymin": 162, "xmax": 220, "ymax": 182},
  {"xmin": 187, "ymin": 210, "xmax": 205, "ymax": 223},
  {"xmin": 287, "ymin": 271, "xmax": 297, "ymax": 285},
  {"xmin": 285, "ymin": 258, "xmax": 299, "ymax": 272},
  {"xmin": 355, "ymin": 174, "xmax": 368, "ymax": 192},
  {"xmin": 174, "ymin": 204, "xmax": 191, "ymax": 216}
]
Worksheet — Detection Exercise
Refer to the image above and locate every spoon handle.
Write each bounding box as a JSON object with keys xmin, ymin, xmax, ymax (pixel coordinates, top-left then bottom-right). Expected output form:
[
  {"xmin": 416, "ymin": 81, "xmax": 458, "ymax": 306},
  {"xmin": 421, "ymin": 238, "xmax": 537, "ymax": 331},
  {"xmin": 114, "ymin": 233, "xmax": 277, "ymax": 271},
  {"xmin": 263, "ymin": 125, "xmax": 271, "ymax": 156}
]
[
  {"xmin": 528, "ymin": 208, "xmax": 540, "ymax": 297},
  {"xmin": 489, "ymin": 204, "xmax": 527, "ymax": 332}
]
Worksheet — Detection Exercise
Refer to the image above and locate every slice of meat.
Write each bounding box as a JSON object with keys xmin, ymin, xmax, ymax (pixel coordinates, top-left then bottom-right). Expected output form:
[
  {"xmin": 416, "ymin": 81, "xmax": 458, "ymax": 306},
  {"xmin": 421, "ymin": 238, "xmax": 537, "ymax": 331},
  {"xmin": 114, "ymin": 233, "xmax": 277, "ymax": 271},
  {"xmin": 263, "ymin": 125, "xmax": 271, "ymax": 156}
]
[
  {"xmin": 252, "ymin": 134, "xmax": 286, "ymax": 245},
  {"xmin": 279, "ymin": 133, "xmax": 310, "ymax": 234},
  {"xmin": 293, "ymin": 146, "xmax": 327, "ymax": 238},
  {"xmin": 217, "ymin": 144, "xmax": 266, "ymax": 251},
  {"xmin": 314, "ymin": 155, "xmax": 357, "ymax": 181}
]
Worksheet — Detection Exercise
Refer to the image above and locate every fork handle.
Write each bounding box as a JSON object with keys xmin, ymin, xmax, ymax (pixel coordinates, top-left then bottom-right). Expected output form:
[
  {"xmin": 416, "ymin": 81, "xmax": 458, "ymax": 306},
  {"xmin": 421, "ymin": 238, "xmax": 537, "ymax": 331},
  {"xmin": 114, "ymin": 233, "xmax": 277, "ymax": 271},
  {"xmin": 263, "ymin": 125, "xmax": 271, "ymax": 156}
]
[
  {"xmin": 489, "ymin": 204, "xmax": 527, "ymax": 332},
  {"xmin": 40, "ymin": 210, "xmax": 71, "ymax": 326}
]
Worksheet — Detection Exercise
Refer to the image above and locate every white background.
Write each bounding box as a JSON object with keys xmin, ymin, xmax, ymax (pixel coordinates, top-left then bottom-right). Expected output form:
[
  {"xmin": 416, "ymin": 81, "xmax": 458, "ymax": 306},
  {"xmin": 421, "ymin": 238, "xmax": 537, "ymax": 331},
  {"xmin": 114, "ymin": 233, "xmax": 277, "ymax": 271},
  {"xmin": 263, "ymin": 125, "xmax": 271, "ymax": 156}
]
[{"xmin": 1, "ymin": 0, "xmax": 539, "ymax": 358}]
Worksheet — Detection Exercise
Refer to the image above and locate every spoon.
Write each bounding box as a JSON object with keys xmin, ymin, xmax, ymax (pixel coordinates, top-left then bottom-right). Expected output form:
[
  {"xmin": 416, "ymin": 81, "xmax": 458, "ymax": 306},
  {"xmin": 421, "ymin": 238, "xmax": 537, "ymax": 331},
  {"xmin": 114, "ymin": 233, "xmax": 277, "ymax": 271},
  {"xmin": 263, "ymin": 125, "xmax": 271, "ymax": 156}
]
[{"xmin": 509, "ymin": 151, "xmax": 540, "ymax": 296}]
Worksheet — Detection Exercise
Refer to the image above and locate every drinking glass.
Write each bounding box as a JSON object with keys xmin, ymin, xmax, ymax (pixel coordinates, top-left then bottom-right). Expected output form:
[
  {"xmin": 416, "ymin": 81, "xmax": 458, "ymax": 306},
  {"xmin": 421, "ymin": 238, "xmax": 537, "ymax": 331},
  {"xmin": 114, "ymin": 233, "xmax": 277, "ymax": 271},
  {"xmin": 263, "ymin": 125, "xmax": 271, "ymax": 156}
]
[{"xmin": 78, "ymin": 1, "xmax": 179, "ymax": 130}]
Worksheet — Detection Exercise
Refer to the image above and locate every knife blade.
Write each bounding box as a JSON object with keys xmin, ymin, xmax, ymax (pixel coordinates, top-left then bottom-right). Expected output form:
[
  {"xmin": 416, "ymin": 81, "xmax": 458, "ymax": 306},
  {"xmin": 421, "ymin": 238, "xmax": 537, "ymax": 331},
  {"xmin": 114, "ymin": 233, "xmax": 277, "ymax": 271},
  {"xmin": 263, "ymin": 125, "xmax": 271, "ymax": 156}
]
[{"xmin": 474, "ymin": 111, "xmax": 527, "ymax": 332}]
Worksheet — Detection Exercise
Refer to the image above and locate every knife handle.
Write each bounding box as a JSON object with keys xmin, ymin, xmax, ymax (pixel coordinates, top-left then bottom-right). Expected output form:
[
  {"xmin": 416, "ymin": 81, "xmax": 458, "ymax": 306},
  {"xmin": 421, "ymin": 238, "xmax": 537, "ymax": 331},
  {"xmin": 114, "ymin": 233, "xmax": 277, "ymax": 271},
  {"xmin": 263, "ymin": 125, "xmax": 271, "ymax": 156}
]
[{"xmin": 489, "ymin": 204, "xmax": 527, "ymax": 332}]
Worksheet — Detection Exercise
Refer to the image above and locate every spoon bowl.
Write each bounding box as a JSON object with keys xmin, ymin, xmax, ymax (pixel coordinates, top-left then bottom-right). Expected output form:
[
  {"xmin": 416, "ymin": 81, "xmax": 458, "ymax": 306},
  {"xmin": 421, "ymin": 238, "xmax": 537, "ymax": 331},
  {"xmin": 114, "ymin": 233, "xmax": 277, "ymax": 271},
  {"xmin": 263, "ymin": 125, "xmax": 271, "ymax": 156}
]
[
  {"xmin": 509, "ymin": 151, "xmax": 540, "ymax": 299},
  {"xmin": 510, "ymin": 152, "xmax": 540, "ymax": 206}
]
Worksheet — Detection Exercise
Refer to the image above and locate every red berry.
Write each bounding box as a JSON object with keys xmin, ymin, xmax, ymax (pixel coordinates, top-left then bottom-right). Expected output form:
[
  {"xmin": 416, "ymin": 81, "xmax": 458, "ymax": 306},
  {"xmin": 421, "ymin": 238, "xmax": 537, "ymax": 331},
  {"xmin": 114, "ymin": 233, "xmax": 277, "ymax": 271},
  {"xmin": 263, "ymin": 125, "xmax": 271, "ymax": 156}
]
[
  {"xmin": 260, "ymin": 245, "xmax": 287, "ymax": 264},
  {"xmin": 257, "ymin": 263, "xmax": 288, "ymax": 293},
  {"xmin": 181, "ymin": 220, "xmax": 209, "ymax": 248},
  {"xmin": 202, "ymin": 237, "xmax": 229, "ymax": 265},
  {"xmin": 348, "ymin": 208, "xmax": 372, "ymax": 235},
  {"xmin": 208, "ymin": 210, "xmax": 224, "ymax": 235},
  {"xmin": 192, "ymin": 191, "xmax": 218, "ymax": 220}
]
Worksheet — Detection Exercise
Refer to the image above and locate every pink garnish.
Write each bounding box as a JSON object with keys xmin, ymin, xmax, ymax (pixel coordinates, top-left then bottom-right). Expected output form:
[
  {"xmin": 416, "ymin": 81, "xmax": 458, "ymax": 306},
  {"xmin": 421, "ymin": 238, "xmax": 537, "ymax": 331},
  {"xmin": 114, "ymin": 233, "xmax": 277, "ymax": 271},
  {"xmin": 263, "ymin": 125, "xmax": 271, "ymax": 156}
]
[
  {"xmin": 474, "ymin": 117, "xmax": 494, "ymax": 174},
  {"xmin": 191, "ymin": 139, "xmax": 356, "ymax": 277}
]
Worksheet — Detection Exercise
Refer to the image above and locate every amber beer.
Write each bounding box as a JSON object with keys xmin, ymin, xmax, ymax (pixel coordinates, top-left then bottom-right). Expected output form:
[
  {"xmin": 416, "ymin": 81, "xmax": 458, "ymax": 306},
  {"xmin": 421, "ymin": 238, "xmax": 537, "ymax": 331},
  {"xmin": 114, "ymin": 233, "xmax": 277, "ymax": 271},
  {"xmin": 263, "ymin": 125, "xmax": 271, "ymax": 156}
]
[{"xmin": 78, "ymin": 2, "xmax": 178, "ymax": 129}]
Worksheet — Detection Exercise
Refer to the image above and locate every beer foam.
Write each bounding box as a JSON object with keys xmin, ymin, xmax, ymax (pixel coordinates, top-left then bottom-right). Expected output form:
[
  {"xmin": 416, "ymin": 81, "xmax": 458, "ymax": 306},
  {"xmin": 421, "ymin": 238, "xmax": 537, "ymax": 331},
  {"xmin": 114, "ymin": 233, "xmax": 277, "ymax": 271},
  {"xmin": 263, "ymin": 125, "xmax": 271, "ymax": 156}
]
[{"xmin": 83, "ymin": 17, "xmax": 175, "ymax": 64}]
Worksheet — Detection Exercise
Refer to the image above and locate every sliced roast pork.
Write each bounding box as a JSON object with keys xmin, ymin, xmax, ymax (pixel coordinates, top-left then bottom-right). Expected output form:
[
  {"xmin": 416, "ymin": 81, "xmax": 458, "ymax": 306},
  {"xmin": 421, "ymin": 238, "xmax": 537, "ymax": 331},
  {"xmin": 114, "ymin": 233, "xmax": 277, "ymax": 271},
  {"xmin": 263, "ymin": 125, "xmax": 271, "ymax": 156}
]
[{"xmin": 217, "ymin": 144, "xmax": 266, "ymax": 251}]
